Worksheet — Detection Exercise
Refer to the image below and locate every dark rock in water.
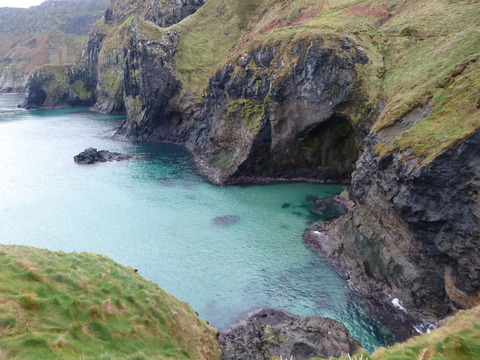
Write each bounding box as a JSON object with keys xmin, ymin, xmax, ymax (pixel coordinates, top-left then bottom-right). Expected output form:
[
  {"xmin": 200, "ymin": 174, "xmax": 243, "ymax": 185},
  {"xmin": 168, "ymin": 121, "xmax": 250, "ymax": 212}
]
[
  {"xmin": 156, "ymin": 178, "xmax": 199, "ymax": 189},
  {"xmin": 281, "ymin": 202, "xmax": 290, "ymax": 209},
  {"xmin": 219, "ymin": 308, "xmax": 360, "ymax": 360},
  {"xmin": 74, "ymin": 148, "xmax": 144, "ymax": 164},
  {"xmin": 211, "ymin": 215, "xmax": 240, "ymax": 227}
]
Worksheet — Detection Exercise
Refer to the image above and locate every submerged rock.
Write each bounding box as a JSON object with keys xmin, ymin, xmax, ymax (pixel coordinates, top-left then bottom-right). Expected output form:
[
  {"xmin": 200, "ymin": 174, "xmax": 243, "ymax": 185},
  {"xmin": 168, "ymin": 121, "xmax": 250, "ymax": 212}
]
[
  {"xmin": 219, "ymin": 308, "xmax": 360, "ymax": 360},
  {"xmin": 74, "ymin": 148, "xmax": 143, "ymax": 164},
  {"xmin": 211, "ymin": 215, "xmax": 240, "ymax": 227}
]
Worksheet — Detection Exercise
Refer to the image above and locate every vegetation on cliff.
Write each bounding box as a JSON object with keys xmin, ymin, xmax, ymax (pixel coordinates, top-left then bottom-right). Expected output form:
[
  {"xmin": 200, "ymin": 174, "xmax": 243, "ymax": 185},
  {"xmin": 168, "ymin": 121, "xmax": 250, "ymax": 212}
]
[
  {"xmin": 0, "ymin": 245, "xmax": 220, "ymax": 360},
  {"xmin": 0, "ymin": 0, "xmax": 108, "ymax": 93}
]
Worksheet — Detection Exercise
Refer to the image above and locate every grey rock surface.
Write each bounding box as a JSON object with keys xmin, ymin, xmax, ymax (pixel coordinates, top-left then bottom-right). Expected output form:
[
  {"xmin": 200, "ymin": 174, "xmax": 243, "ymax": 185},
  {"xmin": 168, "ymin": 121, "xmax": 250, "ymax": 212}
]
[
  {"xmin": 219, "ymin": 309, "xmax": 360, "ymax": 360},
  {"xmin": 74, "ymin": 147, "xmax": 139, "ymax": 164}
]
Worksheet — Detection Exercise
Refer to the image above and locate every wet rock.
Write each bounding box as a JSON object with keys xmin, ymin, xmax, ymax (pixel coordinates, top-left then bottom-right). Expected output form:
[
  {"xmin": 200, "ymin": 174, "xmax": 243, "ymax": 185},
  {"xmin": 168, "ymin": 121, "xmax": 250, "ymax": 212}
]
[
  {"xmin": 219, "ymin": 308, "xmax": 360, "ymax": 360},
  {"xmin": 211, "ymin": 215, "xmax": 240, "ymax": 227},
  {"xmin": 74, "ymin": 148, "xmax": 138, "ymax": 164}
]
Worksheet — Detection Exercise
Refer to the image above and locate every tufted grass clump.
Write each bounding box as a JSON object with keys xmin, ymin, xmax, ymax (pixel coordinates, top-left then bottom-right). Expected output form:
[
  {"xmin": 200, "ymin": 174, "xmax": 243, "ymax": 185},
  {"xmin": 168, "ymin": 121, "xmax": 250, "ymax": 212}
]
[{"xmin": 0, "ymin": 245, "xmax": 220, "ymax": 360}]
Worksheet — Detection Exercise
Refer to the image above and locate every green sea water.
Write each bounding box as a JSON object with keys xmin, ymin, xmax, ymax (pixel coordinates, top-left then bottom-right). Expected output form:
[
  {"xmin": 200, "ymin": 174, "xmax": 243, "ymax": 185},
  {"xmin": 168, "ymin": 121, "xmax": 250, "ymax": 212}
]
[{"xmin": 0, "ymin": 94, "xmax": 394, "ymax": 351}]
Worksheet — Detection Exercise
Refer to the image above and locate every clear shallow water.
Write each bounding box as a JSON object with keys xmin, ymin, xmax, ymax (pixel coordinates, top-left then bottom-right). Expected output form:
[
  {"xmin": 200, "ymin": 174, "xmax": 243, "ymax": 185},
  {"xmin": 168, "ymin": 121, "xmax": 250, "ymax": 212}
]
[{"xmin": 0, "ymin": 94, "xmax": 393, "ymax": 351}]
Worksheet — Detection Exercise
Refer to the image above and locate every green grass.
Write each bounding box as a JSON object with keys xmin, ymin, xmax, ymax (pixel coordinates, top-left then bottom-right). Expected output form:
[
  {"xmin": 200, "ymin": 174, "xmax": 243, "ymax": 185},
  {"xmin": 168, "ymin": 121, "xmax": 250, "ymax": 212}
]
[
  {"xmin": 0, "ymin": 245, "xmax": 220, "ymax": 360},
  {"xmin": 369, "ymin": 306, "xmax": 480, "ymax": 360},
  {"xmin": 316, "ymin": 306, "xmax": 480, "ymax": 360},
  {"xmin": 172, "ymin": 0, "xmax": 250, "ymax": 99}
]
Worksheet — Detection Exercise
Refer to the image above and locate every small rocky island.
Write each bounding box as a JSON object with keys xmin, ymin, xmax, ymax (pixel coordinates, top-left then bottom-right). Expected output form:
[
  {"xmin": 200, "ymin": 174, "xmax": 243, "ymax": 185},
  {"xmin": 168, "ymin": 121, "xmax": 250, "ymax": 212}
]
[{"xmin": 74, "ymin": 147, "xmax": 145, "ymax": 164}]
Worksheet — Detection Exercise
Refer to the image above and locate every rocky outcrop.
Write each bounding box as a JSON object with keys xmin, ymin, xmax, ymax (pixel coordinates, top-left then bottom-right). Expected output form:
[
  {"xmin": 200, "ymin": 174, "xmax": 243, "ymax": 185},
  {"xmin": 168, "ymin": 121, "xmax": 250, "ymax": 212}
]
[
  {"xmin": 305, "ymin": 129, "xmax": 480, "ymax": 337},
  {"xmin": 120, "ymin": 26, "xmax": 183, "ymax": 139},
  {"xmin": 183, "ymin": 39, "xmax": 368, "ymax": 184},
  {"xmin": 74, "ymin": 147, "xmax": 145, "ymax": 164},
  {"xmin": 103, "ymin": 0, "xmax": 205, "ymax": 28},
  {"xmin": 219, "ymin": 309, "xmax": 360, "ymax": 360},
  {"xmin": 22, "ymin": 65, "xmax": 95, "ymax": 109},
  {"xmin": 146, "ymin": 0, "xmax": 205, "ymax": 28},
  {"xmin": 22, "ymin": 0, "xmax": 205, "ymax": 111}
]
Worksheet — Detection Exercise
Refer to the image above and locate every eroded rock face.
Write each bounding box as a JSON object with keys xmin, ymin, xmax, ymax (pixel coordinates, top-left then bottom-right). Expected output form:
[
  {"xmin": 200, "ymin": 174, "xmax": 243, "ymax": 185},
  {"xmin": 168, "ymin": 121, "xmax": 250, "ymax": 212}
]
[
  {"xmin": 305, "ymin": 129, "xmax": 480, "ymax": 336},
  {"xmin": 120, "ymin": 28, "xmax": 182, "ymax": 140},
  {"xmin": 219, "ymin": 309, "xmax": 360, "ymax": 360},
  {"xmin": 22, "ymin": 66, "xmax": 95, "ymax": 109},
  {"xmin": 184, "ymin": 39, "xmax": 369, "ymax": 184},
  {"xmin": 145, "ymin": 0, "xmax": 205, "ymax": 28},
  {"xmin": 22, "ymin": 0, "xmax": 205, "ymax": 112}
]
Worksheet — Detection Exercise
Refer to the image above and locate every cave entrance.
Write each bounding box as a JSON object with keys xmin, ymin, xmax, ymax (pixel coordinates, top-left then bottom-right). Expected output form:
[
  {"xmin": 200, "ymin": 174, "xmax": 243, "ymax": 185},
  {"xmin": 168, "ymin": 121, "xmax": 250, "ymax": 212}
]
[{"xmin": 297, "ymin": 114, "xmax": 361, "ymax": 181}]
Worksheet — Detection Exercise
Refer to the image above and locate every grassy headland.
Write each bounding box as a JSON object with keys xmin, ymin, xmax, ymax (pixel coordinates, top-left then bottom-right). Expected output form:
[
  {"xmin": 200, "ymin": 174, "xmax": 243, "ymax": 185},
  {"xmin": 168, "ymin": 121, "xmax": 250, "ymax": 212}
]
[{"xmin": 0, "ymin": 245, "xmax": 220, "ymax": 360}]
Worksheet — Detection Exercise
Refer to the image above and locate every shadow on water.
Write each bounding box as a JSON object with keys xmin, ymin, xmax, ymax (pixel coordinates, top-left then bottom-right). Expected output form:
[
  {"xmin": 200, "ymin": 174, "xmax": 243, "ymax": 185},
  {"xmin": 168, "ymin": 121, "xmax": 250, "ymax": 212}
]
[{"xmin": 281, "ymin": 193, "xmax": 346, "ymax": 225}]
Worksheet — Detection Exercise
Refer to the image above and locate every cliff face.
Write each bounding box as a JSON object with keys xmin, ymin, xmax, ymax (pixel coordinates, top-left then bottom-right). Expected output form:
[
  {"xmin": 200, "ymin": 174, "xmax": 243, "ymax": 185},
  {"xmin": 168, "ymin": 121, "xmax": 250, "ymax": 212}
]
[
  {"xmin": 305, "ymin": 129, "xmax": 480, "ymax": 338},
  {"xmin": 23, "ymin": 65, "xmax": 95, "ymax": 109},
  {"xmin": 186, "ymin": 39, "xmax": 368, "ymax": 183},
  {"xmin": 21, "ymin": 0, "xmax": 480, "ymax": 338},
  {"xmin": 0, "ymin": 0, "xmax": 108, "ymax": 93}
]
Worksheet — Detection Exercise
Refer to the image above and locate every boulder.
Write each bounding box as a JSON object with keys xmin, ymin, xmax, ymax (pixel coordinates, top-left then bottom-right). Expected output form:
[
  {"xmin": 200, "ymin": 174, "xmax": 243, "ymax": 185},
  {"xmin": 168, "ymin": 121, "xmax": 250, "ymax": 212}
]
[{"xmin": 74, "ymin": 147, "xmax": 135, "ymax": 164}]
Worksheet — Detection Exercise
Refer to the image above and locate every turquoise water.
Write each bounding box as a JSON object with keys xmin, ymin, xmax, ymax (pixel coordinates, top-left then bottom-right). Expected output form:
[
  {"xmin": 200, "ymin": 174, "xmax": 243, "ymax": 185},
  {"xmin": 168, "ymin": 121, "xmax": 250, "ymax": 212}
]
[{"xmin": 0, "ymin": 94, "xmax": 393, "ymax": 351}]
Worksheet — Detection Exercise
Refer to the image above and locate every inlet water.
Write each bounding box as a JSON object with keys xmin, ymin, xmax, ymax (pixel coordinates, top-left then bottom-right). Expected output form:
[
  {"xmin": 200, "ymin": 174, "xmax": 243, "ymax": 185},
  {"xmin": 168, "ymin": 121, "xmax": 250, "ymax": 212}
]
[{"xmin": 0, "ymin": 94, "xmax": 393, "ymax": 351}]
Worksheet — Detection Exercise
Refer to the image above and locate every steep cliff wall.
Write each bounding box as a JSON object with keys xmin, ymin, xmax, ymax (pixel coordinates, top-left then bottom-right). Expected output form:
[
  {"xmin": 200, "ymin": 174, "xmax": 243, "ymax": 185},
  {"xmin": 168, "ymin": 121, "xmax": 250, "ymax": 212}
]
[
  {"xmin": 0, "ymin": 0, "xmax": 108, "ymax": 93},
  {"xmin": 23, "ymin": 64, "xmax": 95, "ymax": 109},
  {"xmin": 306, "ymin": 129, "xmax": 480, "ymax": 338},
  {"xmin": 22, "ymin": 0, "xmax": 205, "ymax": 110}
]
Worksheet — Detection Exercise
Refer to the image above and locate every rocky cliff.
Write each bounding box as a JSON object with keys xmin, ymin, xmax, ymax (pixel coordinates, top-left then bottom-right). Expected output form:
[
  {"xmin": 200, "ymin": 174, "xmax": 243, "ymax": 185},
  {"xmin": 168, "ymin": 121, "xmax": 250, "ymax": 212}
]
[
  {"xmin": 0, "ymin": 0, "xmax": 108, "ymax": 93},
  {"xmin": 21, "ymin": 0, "xmax": 480, "ymax": 342}
]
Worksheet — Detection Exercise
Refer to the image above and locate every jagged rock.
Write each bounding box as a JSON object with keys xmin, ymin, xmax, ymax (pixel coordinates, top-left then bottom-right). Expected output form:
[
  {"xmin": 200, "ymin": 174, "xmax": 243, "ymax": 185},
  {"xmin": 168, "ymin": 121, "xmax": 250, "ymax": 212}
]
[
  {"xmin": 304, "ymin": 129, "xmax": 480, "ymax": 338},
  {"xmin": 219, "ymin": 309, "xmax": 360, "ymax": 360},
  {"xmin": 185, "ymin": 39, "xmax": 369, "ymax": 184},
  {"xmin": 74, "ymin": 148, "xmax": 136, "ymax": 164}
]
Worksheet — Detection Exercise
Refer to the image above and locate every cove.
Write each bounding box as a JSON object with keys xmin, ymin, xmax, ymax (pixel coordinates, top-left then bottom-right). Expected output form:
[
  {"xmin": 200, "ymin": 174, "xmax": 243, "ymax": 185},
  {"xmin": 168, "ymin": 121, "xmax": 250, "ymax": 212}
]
[{"xmin": 0, "ymin": 94, "xmax": 393, "ymax": 352}]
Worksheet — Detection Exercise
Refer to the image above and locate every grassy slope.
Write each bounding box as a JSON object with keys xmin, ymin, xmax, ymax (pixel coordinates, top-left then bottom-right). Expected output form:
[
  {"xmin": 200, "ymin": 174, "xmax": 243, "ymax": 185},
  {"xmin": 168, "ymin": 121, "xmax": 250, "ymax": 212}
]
[
  {"xmin": 0, "ymin": 245, "xmax": 220, "ymax": 360},
  {"xmin": 320, "ymin": 306, "xmax": 480, "ymax": 360},
  {"xmin": 172, "ymin": 0, "xmax": 258, "ymax": 99},
  {"xmin": 170, "ymin": 0, "xmax": 479, "ymax": 162}
]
